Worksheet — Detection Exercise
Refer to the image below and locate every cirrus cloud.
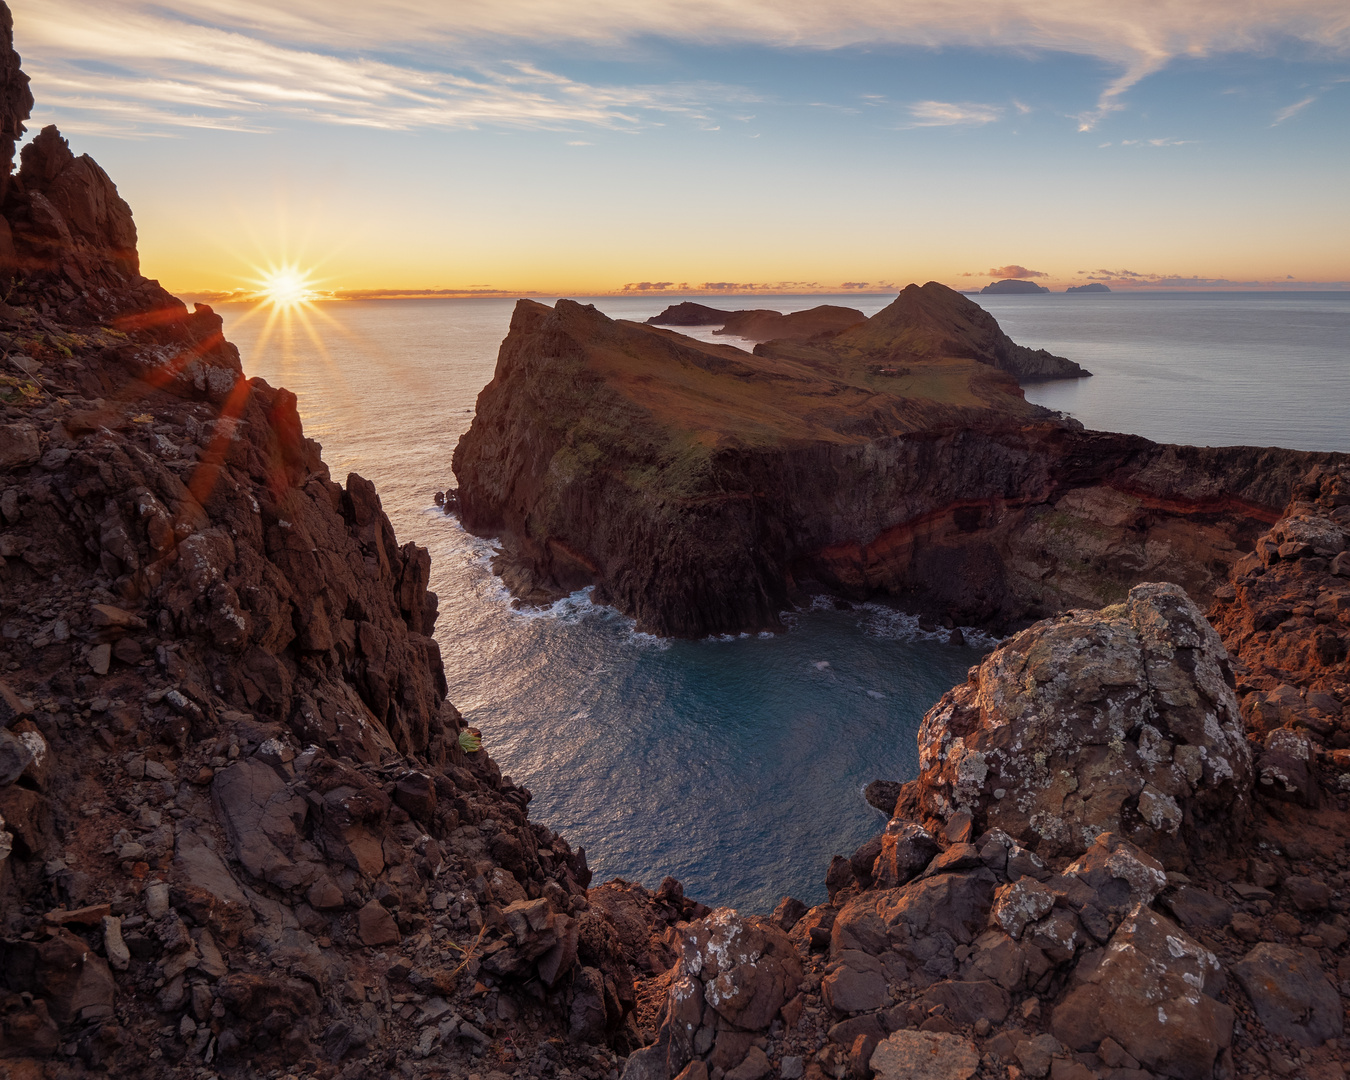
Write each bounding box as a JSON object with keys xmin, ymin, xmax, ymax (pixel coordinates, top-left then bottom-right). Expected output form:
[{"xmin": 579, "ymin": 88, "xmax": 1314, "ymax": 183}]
[
  {"xmin": 15, "ymin": 0, "xmax": 1350, "ymax": 136},
  {"xmin": 905, "ymin": 101, "xmax": 1002, "ymax": 127}
]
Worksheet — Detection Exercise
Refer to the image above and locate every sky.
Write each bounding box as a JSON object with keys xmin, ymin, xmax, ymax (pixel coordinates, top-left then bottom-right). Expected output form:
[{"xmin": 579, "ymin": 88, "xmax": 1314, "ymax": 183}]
[{"xmin": 13, "ymin": 0, "xmax": 1350, "ymax": 295}]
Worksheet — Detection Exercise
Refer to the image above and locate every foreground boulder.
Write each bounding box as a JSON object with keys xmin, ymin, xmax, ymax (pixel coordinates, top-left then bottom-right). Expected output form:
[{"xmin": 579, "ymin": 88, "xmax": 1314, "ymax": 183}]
[
  {"xmin": 1232, "ymin": 942, "xmax": 1343, "ymax": 1047},
  {"xmin": 1051, "ymin": 905, "xmax": 1231, "ymax": 1079},
  {"xmin": 912, "ymin": 582, "xmax": 1253, "ymax": 866},
  {"xmin": 625, "ymin": 909, "xmax": 802, "ymax": 1080}
]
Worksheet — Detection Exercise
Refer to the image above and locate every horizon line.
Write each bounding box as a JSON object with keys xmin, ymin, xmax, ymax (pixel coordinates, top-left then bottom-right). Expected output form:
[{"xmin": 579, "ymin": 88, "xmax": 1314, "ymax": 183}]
[{"xmin": 177, "ymin": 285, "xmax": 1350, "ymax": 303}]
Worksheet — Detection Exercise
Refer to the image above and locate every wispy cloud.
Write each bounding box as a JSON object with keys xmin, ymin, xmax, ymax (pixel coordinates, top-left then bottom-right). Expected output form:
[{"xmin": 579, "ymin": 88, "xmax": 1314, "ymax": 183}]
[
  {"xmin": 16, "ymin": 4, "xmax": 755, "ymax": 136},
  {"xmin": 905, "ymin": 101, "xmax": 1002, "ymax": 127},
  {"xmin": 1117, "ymin": 137, "xmax": 1197, "ymax": 146},
  {"xmin": 1273, "ymin": 95, "xmax": 1318, "ymax": 123},
  {"xmin": 16, "ymin": 1, "xmax": 1350, "ymax": 136}
]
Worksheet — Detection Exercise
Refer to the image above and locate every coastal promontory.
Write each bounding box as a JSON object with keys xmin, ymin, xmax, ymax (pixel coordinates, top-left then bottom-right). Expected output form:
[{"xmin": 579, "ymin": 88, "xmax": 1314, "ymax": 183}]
[{"xmin": 453, "ymin": 283, "xmax": 1338, "ymax": 637}]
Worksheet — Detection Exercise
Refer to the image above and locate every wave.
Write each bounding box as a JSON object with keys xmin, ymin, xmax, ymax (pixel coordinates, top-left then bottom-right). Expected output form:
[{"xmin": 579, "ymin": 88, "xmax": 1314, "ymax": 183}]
[{"xmin": 856, "ymin": 601, "xmax": 1001, "ymax": 649}]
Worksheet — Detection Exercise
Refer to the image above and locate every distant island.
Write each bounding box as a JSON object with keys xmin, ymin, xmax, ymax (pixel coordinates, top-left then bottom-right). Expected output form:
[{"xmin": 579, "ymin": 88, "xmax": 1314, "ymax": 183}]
[
  {"xmin": 1066, "ymin": 282, "xmax": 1111, "ymax": 293},
  {"xmin": 646, "ymin": 302, "xmax": 865, "ymax": 343},
  {"xmin": 980, "ymin": 278, "xmax": 1050, "ymax": 294},
  {"xmin": 643, "ymin": 301, "xmax": 729, "ymax": 325}
]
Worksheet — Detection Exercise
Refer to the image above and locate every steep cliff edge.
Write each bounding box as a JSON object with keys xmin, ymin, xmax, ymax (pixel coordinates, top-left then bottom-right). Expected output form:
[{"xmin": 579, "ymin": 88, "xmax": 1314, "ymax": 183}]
[
  {"xmin": 454, "ymin": 294, "xmax": 1339, "ymax": 637},
  {"xmin": 0, "ymin": 15, "xmax": 695, "ymax": 1077}
]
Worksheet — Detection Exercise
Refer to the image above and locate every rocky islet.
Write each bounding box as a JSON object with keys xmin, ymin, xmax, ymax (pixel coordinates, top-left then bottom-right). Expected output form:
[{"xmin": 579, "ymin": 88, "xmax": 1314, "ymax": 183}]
[{"xmin": 2, "ymin": 6, "xmax": 1350, "ymax": 1080}]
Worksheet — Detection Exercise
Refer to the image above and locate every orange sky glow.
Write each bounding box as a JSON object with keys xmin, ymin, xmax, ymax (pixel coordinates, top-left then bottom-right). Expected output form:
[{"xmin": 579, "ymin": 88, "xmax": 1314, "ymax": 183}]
[{"xmin": 18, "ymin": 0, "xmax": 1349, "ymax": 295}]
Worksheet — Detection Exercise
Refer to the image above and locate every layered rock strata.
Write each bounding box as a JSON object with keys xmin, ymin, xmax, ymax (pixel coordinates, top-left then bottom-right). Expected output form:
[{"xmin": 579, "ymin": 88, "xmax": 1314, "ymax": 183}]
[{"xmin": 454, "ymin": 294, "xmax": 1336, "ymax": 637}]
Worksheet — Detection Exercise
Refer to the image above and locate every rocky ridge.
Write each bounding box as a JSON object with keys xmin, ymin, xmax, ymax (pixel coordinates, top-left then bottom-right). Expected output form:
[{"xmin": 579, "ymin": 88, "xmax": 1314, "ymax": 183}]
[{"xmin": 644, "ymin": 305, "xmax": 864, "ymax": 344}]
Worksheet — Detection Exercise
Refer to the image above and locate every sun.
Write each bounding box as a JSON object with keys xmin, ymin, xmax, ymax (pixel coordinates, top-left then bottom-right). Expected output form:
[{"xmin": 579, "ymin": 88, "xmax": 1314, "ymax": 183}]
[{"xmin": 252, "ymin": 265, "xmax": 318, "ymax": 309}]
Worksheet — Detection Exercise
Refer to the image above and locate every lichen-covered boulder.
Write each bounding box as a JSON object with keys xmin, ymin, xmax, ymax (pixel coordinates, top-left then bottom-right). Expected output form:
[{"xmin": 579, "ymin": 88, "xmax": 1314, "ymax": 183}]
[
  {"xmin": 915, "ymin": 582, "xmax": 1252, "ymax": 864},
  {"xmin": 623, "ymin": 909, "xmax": 803, "ymax": 1080},
  {"xmin": 675, "ymin": 909, "xmax": 802, "ymax": 1031}
]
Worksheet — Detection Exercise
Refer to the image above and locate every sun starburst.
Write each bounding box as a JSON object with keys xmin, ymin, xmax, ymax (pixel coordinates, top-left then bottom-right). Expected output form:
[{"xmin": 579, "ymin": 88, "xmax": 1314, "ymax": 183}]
[{"xmin": 251, "ymin": 264, "xmax": 318, "ymax": 309}]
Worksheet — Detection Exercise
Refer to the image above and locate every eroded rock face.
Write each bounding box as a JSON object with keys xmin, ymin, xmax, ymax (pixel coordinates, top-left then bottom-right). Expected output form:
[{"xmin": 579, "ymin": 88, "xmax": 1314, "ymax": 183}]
[
  {"xmin": 914, "ymin": 582, "xmax": 1252, "ymax": 865},
  {"xmin": 1210, "ymin": 465, "xmax": 1350, "ymax": 798},
  {"xmin": 16, "ymin": 125, "xmax": 138, "ymax": 278}
]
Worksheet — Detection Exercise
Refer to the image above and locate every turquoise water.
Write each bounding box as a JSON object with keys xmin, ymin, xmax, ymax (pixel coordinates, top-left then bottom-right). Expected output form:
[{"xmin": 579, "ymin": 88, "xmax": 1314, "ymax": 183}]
[{"xmin": 215, "ymin": 289, "xmax": 1349, "ymax": 911}]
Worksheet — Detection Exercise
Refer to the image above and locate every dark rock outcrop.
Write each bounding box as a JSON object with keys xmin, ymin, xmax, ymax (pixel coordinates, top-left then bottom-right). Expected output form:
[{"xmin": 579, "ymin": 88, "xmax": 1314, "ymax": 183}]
[{"xmin": 0, "ymin": 0, "xmax": 28, "ymax": 206}]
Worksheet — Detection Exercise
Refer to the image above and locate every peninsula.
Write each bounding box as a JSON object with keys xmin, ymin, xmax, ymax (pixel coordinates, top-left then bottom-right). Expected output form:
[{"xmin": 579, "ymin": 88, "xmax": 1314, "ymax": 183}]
[{"xmin": 452, "ymin": 286, "xmax": 1333, "ymax": 638}]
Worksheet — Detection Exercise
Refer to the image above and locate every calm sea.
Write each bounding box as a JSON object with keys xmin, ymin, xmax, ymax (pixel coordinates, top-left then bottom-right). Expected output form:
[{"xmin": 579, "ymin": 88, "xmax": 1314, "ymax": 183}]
[{"xmin": 216, "ymin": 290, "xmax": 1349, "ymax": 911}]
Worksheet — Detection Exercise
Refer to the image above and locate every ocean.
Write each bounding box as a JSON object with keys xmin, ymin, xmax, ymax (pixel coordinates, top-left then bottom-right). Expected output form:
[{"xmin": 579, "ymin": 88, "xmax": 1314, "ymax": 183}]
[{"xmin": 216, "ymin": 289, "xmax": 1350, "ymax": 912}]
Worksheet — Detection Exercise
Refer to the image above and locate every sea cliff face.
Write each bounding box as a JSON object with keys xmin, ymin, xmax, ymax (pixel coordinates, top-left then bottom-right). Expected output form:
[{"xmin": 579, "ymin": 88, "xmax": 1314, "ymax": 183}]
[{"xmin": 454, "ymin": 294, "xmax": 1338, "ymax": 638}]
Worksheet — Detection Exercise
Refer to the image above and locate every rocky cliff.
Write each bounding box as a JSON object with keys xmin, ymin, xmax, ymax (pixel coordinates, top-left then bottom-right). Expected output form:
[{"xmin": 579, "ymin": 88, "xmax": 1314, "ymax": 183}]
[
  {"xmin": 453, "ymin": 292, "xmax": 1336, "ymax": 638},
  {"xmin": 0, "ymin": 14, "xmax": 699, "ymax": 1078}
]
